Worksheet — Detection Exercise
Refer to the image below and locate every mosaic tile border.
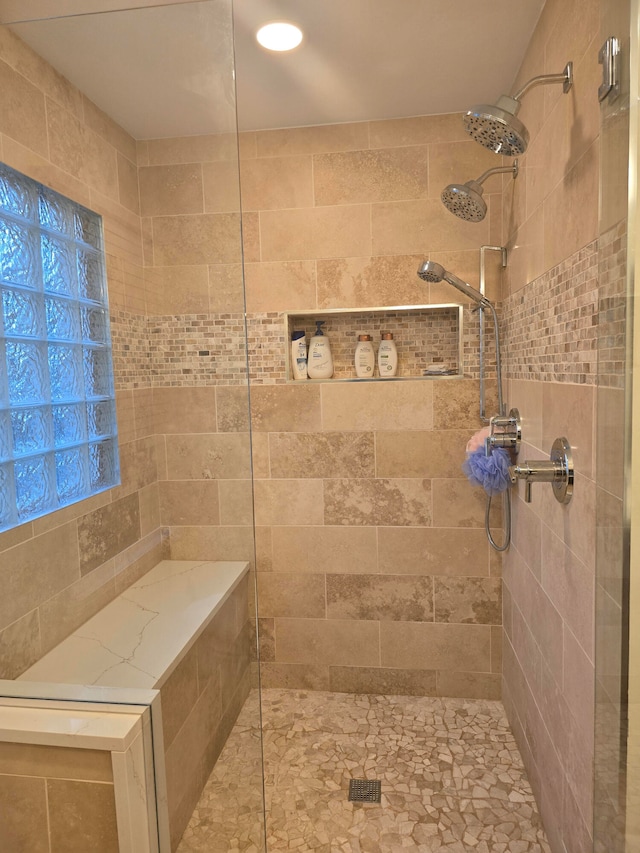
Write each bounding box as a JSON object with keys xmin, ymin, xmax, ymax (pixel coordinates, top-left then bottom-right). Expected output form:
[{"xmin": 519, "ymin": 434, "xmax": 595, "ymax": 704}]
[
  {"xmin": 503, "ymin": 241, "xmax": 599, "ymax": 384},
  {"xmin": 112, "ymin": 308, "xmax": 492, "ymax": 389}
]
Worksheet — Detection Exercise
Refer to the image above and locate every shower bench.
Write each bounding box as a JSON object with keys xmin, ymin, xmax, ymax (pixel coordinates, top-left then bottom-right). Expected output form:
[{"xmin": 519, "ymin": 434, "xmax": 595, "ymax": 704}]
[{"xmin": 1, "ymin": 559, "xmax": 251, "ymax": 853}]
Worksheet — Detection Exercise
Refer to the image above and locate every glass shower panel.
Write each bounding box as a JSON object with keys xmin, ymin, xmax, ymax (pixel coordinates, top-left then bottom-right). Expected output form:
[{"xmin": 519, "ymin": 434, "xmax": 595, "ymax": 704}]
[
  {"xmin": 0, "ymin": 1, "xmax": 265, "ymax": 850},
  {"xmin": 594, "ymin": 0, "xmax": 632, "ymax": 850}
]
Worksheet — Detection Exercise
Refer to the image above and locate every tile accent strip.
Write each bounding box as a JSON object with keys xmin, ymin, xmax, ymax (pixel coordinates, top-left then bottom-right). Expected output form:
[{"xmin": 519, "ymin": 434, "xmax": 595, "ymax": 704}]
[
  {"xmin": 503, "ymin": 240, "xmax": 599, "ymax": 384},
  {"xmin": 112, "ymin": 308, "xmax": 492, "ymax": 388}
]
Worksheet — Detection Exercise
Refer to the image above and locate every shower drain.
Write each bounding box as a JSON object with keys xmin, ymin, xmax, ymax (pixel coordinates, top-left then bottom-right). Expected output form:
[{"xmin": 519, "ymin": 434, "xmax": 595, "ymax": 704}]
[{"xmin": 348, "ymin": 779, "xmax": 382, "ymax": 803}]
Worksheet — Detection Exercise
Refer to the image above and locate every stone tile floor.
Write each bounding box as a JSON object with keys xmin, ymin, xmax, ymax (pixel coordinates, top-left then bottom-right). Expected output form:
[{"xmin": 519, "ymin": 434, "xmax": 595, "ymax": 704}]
[{"xmin": 178, "ymin": 689, "xmax": 551, "ymax": 853}]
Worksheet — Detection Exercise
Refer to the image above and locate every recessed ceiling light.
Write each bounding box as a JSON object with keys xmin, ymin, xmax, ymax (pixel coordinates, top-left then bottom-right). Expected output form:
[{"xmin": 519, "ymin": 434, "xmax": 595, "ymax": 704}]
[{"xmin": 256, "ymin": 21, "xmax": 303, "ymax": 52}]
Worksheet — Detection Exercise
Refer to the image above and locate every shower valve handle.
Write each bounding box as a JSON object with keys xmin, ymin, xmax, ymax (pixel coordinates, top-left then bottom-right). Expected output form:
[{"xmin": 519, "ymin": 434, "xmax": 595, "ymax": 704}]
[{"xmin": 508, "ymin": 437, "xmax": 573, "ymax": 504}]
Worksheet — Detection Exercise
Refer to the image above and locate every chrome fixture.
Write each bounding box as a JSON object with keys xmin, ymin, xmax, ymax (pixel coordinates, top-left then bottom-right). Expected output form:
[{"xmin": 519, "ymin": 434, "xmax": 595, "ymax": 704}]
[
  {"xmin": 416, "ymin": 260, "xmax": 504, "ymax": 417},
  {"xmin": 441, "ymin": 161, "xmax": 519, "ymax": 222},
  {"xmin": 485, "ymin": 408, "xmax": 521, "ymax": 458},
  {"xmin": 598, "ymin": 37, "xmax": 620, "ymax": 102},
  {"xmin": 509, "ymin": 437, "xmax": 574, "ymax": 504},
  {"xmin": 417, "ymin": 257, "xmax": 511, "ymax": 552},
  {"xmin": 464, "ymin": 62, "xmax": 573, "ymax": 155},
  {"xmin": 417, "ymin": 261, "xmax": 491, "ymax": 306}
]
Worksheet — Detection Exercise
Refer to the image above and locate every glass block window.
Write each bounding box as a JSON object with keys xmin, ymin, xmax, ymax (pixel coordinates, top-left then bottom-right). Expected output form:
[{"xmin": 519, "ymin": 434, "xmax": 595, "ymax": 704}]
[{"xmin": 0, "ymin": 163, "xmax": 119, "ymax": 532}]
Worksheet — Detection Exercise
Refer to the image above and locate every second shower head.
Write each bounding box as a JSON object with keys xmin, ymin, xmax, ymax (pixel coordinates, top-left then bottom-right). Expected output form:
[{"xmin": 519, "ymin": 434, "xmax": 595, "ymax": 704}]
[{"xmin": 441, "ymin": 161, "xmax": 518, "ymax": 222}]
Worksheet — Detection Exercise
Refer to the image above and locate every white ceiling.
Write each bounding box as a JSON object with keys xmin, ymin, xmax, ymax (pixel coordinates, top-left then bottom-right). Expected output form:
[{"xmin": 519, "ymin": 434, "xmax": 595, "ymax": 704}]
[{"xmin": 2, "ymin": 0, "xmax": 545, "ymax": 138}]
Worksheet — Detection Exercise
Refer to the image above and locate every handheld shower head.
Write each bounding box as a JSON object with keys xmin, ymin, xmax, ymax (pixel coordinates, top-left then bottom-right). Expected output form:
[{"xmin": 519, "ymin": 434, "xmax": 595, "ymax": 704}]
[
  {"xmin": 464, "ymin": 62, "xmax": 573, "ymax": 155},
  {"xmin": 441, "ymin": 162, "xmax": 519, "ymax": 222},
  {"xmin": 417, "ymin": 260, "xmax": 490, "ymax": 307},
  {"xmin": 416, "ymin": 260, "xmax": 446, "ymax": 283}
]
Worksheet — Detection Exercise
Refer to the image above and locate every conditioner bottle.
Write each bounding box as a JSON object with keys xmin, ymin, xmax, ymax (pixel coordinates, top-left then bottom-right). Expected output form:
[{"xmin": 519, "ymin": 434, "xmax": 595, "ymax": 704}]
[
  {"xmin": 377, "ymin": 331, "xmax": 398, "ymax": 377},
  {"xmin": 307, "ymin": 321, "xmax": 334, "ymax": 379},
  {"xmin": 354, "ymin": 334, "xmax": 375, "ymax": 378}
]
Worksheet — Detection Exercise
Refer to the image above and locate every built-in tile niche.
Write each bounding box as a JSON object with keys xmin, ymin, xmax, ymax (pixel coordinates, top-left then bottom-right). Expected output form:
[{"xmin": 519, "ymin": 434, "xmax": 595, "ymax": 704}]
[{"xmin": 285, "ymin": 305, "xmax": 463, "ymax": 381}]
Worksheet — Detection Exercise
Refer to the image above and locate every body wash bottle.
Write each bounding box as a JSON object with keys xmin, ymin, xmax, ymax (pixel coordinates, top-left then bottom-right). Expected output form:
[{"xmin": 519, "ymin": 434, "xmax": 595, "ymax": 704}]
[
  {"xmin": 291, "ymin": 330, "xmax": 308, "ymax": 380},
  {"xmin": 307, "ymin": 320, "xmax": 334, "ymax": 379},
  {"xmin": 354, "ymin": 334, "xmax": 375, "ymax": 378},
  {"xmin": 378, "ymin": 331, "xmax": 398, "ymax": 377}
]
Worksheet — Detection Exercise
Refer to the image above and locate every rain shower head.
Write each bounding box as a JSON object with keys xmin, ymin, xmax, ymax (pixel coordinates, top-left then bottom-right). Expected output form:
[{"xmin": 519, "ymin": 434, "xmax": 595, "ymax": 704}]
[
  {"xmin": 464, "ymin": 62, "xmax": 573, "ymax": 156},
  {"xmin": 416, "ymin": 260, "xmax": 490, "ymax": 307},
  {"xmin": 441, "ymin": 162, "xmax": 519, "ymax": 222}
]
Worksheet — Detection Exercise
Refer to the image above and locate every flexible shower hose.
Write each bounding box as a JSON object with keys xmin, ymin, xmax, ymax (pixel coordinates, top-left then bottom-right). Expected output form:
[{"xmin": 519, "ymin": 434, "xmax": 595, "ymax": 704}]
[{"xmin": 486, "ymin": 488, "xmax": 511, "ymax": 552}]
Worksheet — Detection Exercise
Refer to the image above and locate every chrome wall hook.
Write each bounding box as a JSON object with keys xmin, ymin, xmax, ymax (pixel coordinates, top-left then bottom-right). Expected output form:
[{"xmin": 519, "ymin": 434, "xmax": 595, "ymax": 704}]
[{"xmin": 509, "ymin": 437, "xmax": 574, "ymax": 504}]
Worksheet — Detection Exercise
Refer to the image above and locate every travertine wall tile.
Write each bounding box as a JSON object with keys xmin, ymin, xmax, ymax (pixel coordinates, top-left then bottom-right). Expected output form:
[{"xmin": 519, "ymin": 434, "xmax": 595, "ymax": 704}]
[
  {"xmin": 324, "ymin": 478, "xmax": 431, "ymax": 527},
  {"xmin": 77, "ymin": 493, "xmax": 141, "ymax": 576},
  {"xmin": 254, "ymin": 479, "xmax": 324, "ymax": 527},
  {"xmin": 0, "ymin": 609, "xmax": 41, "ymax": 679},
  {"xmin": 159, "ymin": 480, "xmax": 220, "ymax": 526},
  {"xmin": 164, "ymin": 433, "xmax": 251, "ymax": 481},
  {"xmin": 326, "ymin": 574, "xmax": 433, "ymax": 622},
  {"xmin": 47, "ymin": 779, "xmax": 118, "ymax": 852},
  {"xmin": 376, "ymin": 429, "xmax": 471, "ymax": 478},
  {"xmin": 0, "ymin": 57, "xmax": 48, "ymax": 157},
  {"xmin": 270, "ymin": 526, "xmax": 378, "ymax": 574},
  {"xmin": 239, "ymin": 155, "xmax": 313, "ymax": 210},
  {"xmin": 316, "ymin": 254, "xmax": 426, "ymax": 309},
  {"xmin": 260, "ymin": 204, "xmax": 371, "ymax": 261},
  {"xmin": 380, "ymin": 621, "xmax": 491, "ymax": 672},
  {"xmin": 257, "ymin": 573, "xmax": 326, "ymax": 619},
  {"xmin": 139, "ymin": 163, "xmax": 204, "ymax": 216},
  {"xmin": 368, "ymin": 113, "xmax": 467, "ymax": 148},
  {"xmin": 0, "ymin": 775, "xmax": 49, "ymax": 852},
  {"xmin": 377, "ymin": 527, "xmax": 490, "ymax": 576},
  {"xmin": 321, "ymin": 380, "xmax": 433, "ymax": 431},
  {"xmin": 269, "ymin": 432, "xmax": 375, "ymax": 479},
  {"xmin": 314, "ymin": 147, "xmax": 429, "ymax": 205},
  {"xmin": 0, "ymin": 742, "xmax": 112, "ymax": 782},
  {"xmin": 244, "ymin": 260, "xmax": 316, "ymax": 313},
  {"xmin": 243, "ymin": 112, "xmax": 507, "ymax": 698},
  {"xmin": 218, "ymin": 480, "xmax": 254, "ymax": 526},
  {"xmin": 371, "ymin": 198, "xmax": 489, "ymax": 255},
  {"xmin": 202, "ymin": 160, "xmax": 242, "ymax": 212},
  {"xmin": 255, "ymin": 122, "xmax": 369, "ymax": 157},
  {"xmin": 152, "ymin": 212, "xmax": 242, "ymax": 265},
  {"xmin": 250, "ymin": 384, "xmax": 322, "ymax": 432},
  {"xmin": 275, "ymin": 617, "xmax": 380, "ymax": 667},
  {"xmin": 328, "ymin": 665, "xmax": 437, "ymax": 696},
  {"xmin": 434, "ymin": 577, "xmax": 502, "ymax": 625}
]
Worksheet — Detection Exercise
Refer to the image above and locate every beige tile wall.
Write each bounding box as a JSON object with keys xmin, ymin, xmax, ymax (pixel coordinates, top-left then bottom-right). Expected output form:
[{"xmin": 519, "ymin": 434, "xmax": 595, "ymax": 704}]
[
  {"xmin": 161, "ymin": 576, "xmax": 250, "ymax": 850},
  {"xmin": 238, "ymin": 116, "xmax": 507, "ymax": 700},
  {"xmin": 0, "ymin": 25, "xmax": 167, "ymax": 679},
  {"xmin": 135, "ymin": 133, "xmax": 255, "ymax": 573},
  {"xmin": 500, "ymin": 0, "xmax": 602, "ymax": 850},
  {"xmin": 0, "ymin": 742, "xmax": 118, "ymax": 852}
]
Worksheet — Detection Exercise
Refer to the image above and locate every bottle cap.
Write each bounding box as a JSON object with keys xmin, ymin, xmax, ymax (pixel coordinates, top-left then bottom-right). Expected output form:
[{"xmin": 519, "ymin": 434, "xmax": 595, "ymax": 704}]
[
  {"xmin": 358, "ymin": 334, "xmax": 372, "ymax": 341},
  {"xmin": 381, "ymin": 332, "xmax": 394, "ymax": 340},
  {"xmin": 291, "ymin": 330, "xmax": 305, "ymax": 341}
]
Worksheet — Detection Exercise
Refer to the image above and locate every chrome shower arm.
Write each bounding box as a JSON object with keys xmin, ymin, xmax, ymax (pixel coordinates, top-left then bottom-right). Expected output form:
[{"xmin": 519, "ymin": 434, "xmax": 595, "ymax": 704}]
[
  {"xmin": 475, "ymin": 161, "xmax": 519, "ymax": 187},
  {"xmin": 514, "ymin": 62, "xmax": 573, "ymax": 100}
]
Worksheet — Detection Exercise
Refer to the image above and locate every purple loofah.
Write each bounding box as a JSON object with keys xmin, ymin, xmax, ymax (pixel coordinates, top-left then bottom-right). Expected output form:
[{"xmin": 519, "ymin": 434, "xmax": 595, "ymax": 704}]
[{"xmin": 462, "ymin": 448, "xmax": 512, "ymax": 496}]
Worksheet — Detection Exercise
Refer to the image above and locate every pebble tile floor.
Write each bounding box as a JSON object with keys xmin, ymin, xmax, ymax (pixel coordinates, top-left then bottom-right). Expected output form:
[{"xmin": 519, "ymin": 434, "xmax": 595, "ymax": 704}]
[{"xmin": 178, "ymin": 689, "xmax": 551, "ymax": 853}]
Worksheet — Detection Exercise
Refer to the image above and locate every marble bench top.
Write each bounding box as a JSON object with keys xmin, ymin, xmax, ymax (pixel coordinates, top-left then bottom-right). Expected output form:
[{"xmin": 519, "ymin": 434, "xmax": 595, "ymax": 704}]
[{"xmin": 19, "ymin": 560, "xmax": 249, "ymax": 691}]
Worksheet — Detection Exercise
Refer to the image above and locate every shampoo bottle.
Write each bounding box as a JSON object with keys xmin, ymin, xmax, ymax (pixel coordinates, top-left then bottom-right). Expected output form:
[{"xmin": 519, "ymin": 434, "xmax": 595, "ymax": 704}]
[
  {"xmin": 291, "ymin": 330, "xmax": 308, "ymax": 380},
  {"xmin": 354, "ymin": 334, "xmax": 375, "ymax": 378},
  {"xmin": 378, "ymin": 331, "xmax": 398, "ymax": 377},
  {"xmin": 307, "ymin": 320, "xmax": 334, "ymax": 379}
]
